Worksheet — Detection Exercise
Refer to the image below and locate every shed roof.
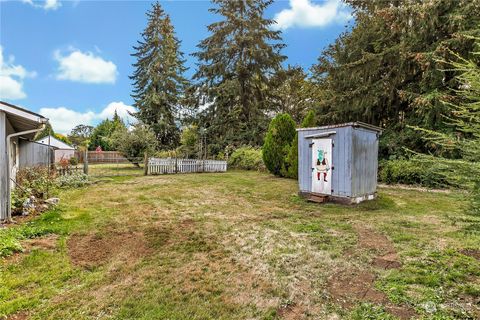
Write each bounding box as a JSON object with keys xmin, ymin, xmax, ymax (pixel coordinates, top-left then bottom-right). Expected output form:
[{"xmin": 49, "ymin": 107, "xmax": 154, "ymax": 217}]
[
  {"xmin": 0, "ymin": 101, "xmax": 48, "ymax": 137},
  {"xmin": 37, "ymin": 135, "xmax": 75, "ymax": 150},
  {"xmin": 296, "ymin": 122, "xmax": 382, "ymax": 133}
]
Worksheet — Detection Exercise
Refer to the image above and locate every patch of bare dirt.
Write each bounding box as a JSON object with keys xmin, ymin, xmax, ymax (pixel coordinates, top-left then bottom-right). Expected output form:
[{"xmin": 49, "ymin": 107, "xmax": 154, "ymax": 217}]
[
  {"xmin": 277, "ymin": 302, "xmax": 306, "ymax": 320},
  {"xmin": 460, "ymin": 249, "xmax": 480, "ymax": 260},
  {"xmin": 327, "ymin": 226, "xmax": 417, "ymax": 319},
  {"xmin": 354, "ymin": 225, "xmax": 402, "ymax": 270},
  {"xmin": 326, "ymin": 268, "xmax": 416, "ymax": 319},
  {"xmin": 23, "ymin": 234, "xmax": 58, "ymax": 251},
  {"xmin": 327, "ymin": 268, "xmax": 386, "ymax": 307},
  {"xmin": 67, "ymin": 230, "xmax": 151, "ymax": 268},
  {"xmin": 5, "ymin": 311, "xmax": 29, "ymax": 320},
  {"xmin": 372, "ymin": 253, "xmax": 403, "ymax": 270}
]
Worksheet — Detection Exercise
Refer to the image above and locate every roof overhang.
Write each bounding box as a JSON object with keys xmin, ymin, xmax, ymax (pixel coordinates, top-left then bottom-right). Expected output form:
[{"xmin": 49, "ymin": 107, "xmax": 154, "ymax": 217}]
[
  {"xmin": 1, "ymin": 101, "xmax": 48, "ymax": 138},
  {"xmin": 304, "ymin": 131, "xmax": 336, "ymax": 139},
  {"xmin": 297, "ymin": 121, "xmax": 383, "ymax": 133}
]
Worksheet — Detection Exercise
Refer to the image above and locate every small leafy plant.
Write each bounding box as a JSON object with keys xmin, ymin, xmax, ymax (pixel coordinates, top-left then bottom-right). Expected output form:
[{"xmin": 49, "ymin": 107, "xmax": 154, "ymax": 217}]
[{"xmin": 55, "ymin": 172, "xmax": 90, "ymax": 188}]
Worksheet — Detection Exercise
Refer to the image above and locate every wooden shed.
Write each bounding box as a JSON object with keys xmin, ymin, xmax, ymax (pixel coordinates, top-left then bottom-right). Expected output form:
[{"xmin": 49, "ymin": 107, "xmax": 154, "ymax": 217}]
[{"xmin": 297, "ymin": 122, "xmax": 382, "ymax": 204}]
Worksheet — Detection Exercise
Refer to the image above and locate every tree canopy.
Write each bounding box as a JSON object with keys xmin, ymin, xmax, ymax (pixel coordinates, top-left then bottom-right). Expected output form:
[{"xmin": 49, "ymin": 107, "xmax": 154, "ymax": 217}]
[
  {"xmin": 193, "ymin": 0, "xmax": 286, "ymax": 154},
  {"xmin": 131, "ymin": 1, "xmax": 188, "ymax": 150},
  {"xmin": 311, "ymin": 0, "xmax": 480, "ymax": 158}
]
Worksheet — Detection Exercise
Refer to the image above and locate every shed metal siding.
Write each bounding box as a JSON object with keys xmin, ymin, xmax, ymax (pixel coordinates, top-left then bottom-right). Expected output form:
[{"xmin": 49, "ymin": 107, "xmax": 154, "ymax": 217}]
[
  {"xmin": 19, "ymin": 140, "xmax": 54, "ymax": 168},
  {"xmin": 298, "ymin": 122, "xmax": 380, "ymax": 199},
  {"xmin": 333, "ymin": 126, "xmax": 352, "ymax": 197},
  {"xmin": 351, "ymin": 128, "xmax": 379, "ymax": 196}
]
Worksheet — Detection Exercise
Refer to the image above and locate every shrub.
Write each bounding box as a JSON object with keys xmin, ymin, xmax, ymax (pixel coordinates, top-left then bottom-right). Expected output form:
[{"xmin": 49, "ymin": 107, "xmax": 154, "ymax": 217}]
[
  {"xmin": 378, "ymin": 159, "xmax": 451, "ymax": 188},
  {"xmin": 154, "ymin": 149, "xmax": 177, "ymax": 158},
  {"xmin": 263, "ymin": 113, "xmax": 296, "ymax": 176},
  {"xmin": 228, "ymin": 147, "xmax": 265, "ymax": 171},
  {"xmin": 11, "ymin": 167, "xmax": 56, "ymax": 215},
  {"xmin": 283, "ymin": 110, "xmax": 317, "ymax": 179},
  {"xmin": 15, "ymin": 167, "xmax": 55, "ymax": 199},
  {"xmin": 69, "ymin": 157, "xmax": 79, "ymax": 166},
  {"xmin": 56, "ymin": 172, "xmax": 90, "ymax": 188}
]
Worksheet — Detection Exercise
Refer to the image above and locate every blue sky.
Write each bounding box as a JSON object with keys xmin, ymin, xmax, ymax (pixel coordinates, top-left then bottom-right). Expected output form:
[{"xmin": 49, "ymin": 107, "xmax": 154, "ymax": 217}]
[{"xmin": 0, "ymin": 0, "xmax": 352, "ymax": 133}]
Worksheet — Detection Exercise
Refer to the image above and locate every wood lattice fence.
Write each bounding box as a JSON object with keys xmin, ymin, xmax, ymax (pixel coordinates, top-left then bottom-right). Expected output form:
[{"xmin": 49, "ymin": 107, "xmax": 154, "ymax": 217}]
[{"xmin": 147, "ymin": 158, "xmax": 227, "ymax": 175}]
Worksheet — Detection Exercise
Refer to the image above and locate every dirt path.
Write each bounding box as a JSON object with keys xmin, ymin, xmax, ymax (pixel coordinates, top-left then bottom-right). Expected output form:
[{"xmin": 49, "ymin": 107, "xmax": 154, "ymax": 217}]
[{"xmin": 327, "ymin": 225, "xmax": 416, "ymax": 319}]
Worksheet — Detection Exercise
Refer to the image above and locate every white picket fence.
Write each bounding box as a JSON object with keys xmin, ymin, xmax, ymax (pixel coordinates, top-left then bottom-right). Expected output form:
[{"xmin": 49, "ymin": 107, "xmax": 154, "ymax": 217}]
[{"xmin": 148, "ymin": 158, "xmax": 227, "ymax": 175}]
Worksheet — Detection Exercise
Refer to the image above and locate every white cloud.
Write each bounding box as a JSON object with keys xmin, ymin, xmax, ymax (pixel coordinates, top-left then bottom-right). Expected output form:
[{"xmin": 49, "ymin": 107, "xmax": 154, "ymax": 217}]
[
  {"xmin": 273, "ymin": 0, "xmax": 351, "ymax": 30},
  {"xmin": 39, "ymin": 107, "xmax": 96, "ymax": 133},
  {"xmin": 39, "ymin": 101, "xmax": 136, "ymax": 134},
  {"xmin": 54, "ymin": 49, "xmax": 117, "ymax": 84},
  {"xmin": 0, "ymin": 46, "xmax": 36, "ymax": 100},
  {"xmin": 22, "ymin": 0, "xmax": 61, "ymax": 10},
  {"xmin": 98, "ymin": 102, "xmax": 136, "ymax": 123}
]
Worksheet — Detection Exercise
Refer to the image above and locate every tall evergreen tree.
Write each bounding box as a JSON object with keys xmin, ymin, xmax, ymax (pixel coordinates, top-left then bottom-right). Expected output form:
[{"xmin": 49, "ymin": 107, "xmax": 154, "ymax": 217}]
[
  {"xmin": 311, "ymin": 0, "xmax": 480, "ymax": 158},
  {"xmin": 193, "ymin": 0, "xmax": 286, "ymax": 154},
  {"xmin": 270, "ymin": 66, "xmax": 319, "ymax": 124},
  {"xmin": 131, "ymin": 2, "xmax": 188, "ymax": 150}
]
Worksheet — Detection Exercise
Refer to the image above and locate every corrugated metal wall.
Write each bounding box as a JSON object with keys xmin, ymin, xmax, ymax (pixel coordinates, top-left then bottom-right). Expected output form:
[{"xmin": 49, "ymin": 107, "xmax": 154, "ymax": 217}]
[
  {"xmin": 351, "ymin": 128, "xmax": 379, "ymax": 196},
  {"xmin": 298, "ymin": 124, "xmax": 379, "ymax": 199},
  {"xmin": 18, "ymin": 139, "xmax": 54, "ymax": 168}
]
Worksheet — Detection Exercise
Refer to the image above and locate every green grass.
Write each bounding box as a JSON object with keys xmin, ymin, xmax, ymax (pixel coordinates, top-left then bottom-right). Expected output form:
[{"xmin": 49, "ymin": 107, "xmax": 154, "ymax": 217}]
[{"xmin": 1, "ymin": 171, "xmax": 479, "ymax": 319}]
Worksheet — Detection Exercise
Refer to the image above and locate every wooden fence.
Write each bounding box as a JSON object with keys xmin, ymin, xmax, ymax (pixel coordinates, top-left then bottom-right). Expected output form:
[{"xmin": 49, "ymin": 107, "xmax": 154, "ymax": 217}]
[
  {"xmin": 148, "ymin": 158, "xmax": 227, "ymax": 175},
  {"xmin": 75, "ymin": 151, "xmax": 127, "ymax": 163}
]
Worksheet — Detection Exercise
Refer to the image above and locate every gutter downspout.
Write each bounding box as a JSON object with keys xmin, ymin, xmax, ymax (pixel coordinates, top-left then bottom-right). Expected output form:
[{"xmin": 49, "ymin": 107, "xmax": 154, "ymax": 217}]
[{"xmin": 5, "ymin": 123, "xmax": 47, "ymax": 222}]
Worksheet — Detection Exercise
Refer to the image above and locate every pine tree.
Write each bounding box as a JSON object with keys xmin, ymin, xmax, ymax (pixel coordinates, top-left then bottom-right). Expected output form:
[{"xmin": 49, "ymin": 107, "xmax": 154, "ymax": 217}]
[
  {"xmin": 193, "ymin": 0, "xmax": 286, "ymax": 154},
  {"xmin": 270, "ymin": 66, "xmax": 319, "ymax": 124},
  {"xmin": 415, "ymin": 37, "xmax": 480, "ymax": 231},
  {"xmin": 131, "ymin": 1, "xmax": 188, "ymax": 150},
  {"xmin": 311, "ymin": 0, "xmax": 480, "ymax": 159}
]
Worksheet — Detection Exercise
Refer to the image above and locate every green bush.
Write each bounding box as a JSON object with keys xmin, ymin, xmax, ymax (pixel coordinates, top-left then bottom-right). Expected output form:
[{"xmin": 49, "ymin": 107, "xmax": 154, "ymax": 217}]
[
  {"xmin": 228, "ymin": 147, "xmax": 265, "ymax": 171},
  {"xmin": 10, "ymin": 167, "xmax": 56, "ymax": 215},
  {"xmin": 154, "ymin": 149, "xmax": 177, "ymax": 158},
  {"xmin": 283, "ymin": 110, "xmax": 317, "ymax": 179},
  {"xmin": 263, "ymin": 113, "xmax": 296, "ymax": 177},
  {"xmin": 69, "ymin": 157, "xmax": 79, "ymax": 166},
  {"xmin": 378, "ymin": 159, "xmax": 451, "ymax": 188}
]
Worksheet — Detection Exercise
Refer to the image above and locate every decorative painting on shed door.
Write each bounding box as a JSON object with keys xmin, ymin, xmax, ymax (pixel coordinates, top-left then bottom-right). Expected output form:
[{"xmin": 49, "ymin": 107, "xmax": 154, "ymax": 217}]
[{"xmin": 311, "ymin": 139, "xmax": 332, "ymax": 195}]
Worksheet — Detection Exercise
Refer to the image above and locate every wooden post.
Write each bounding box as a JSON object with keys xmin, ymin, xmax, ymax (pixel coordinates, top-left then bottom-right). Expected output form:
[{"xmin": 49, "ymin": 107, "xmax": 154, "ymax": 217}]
[
  {"xmin": 143, "ymin": 152, "xmax": 148, "ymax": 176},
  {"xmin": 83, "ymin": 149, "xmax": 88, "ymax": 175}
]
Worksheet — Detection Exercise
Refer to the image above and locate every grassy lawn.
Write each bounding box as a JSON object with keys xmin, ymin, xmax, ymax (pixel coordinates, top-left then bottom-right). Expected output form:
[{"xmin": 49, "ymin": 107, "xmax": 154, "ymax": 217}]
[{"xmin": 1, "ymin": 171, "xmax": 479, "ymax": 319}]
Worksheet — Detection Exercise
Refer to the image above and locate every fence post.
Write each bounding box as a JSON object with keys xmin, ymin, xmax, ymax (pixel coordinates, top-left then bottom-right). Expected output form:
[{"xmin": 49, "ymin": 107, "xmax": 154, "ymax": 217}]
[
  {"xmin": 144, "ymin": 152, "xmax": 148, "ymax": 176},
  {"xmin": 175, "ymin": 158, "xmax": 178, "ymax": 174},
  {"xmin": 83, "ymin": 149, "xmax": 88, "ymax": 175}
]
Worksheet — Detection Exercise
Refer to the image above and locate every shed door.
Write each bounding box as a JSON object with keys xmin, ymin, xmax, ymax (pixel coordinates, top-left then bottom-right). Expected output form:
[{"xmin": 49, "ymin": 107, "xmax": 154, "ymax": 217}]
[{"xmin": 311, "ymin": 139, "xmax": 332, "ymax": 195}]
